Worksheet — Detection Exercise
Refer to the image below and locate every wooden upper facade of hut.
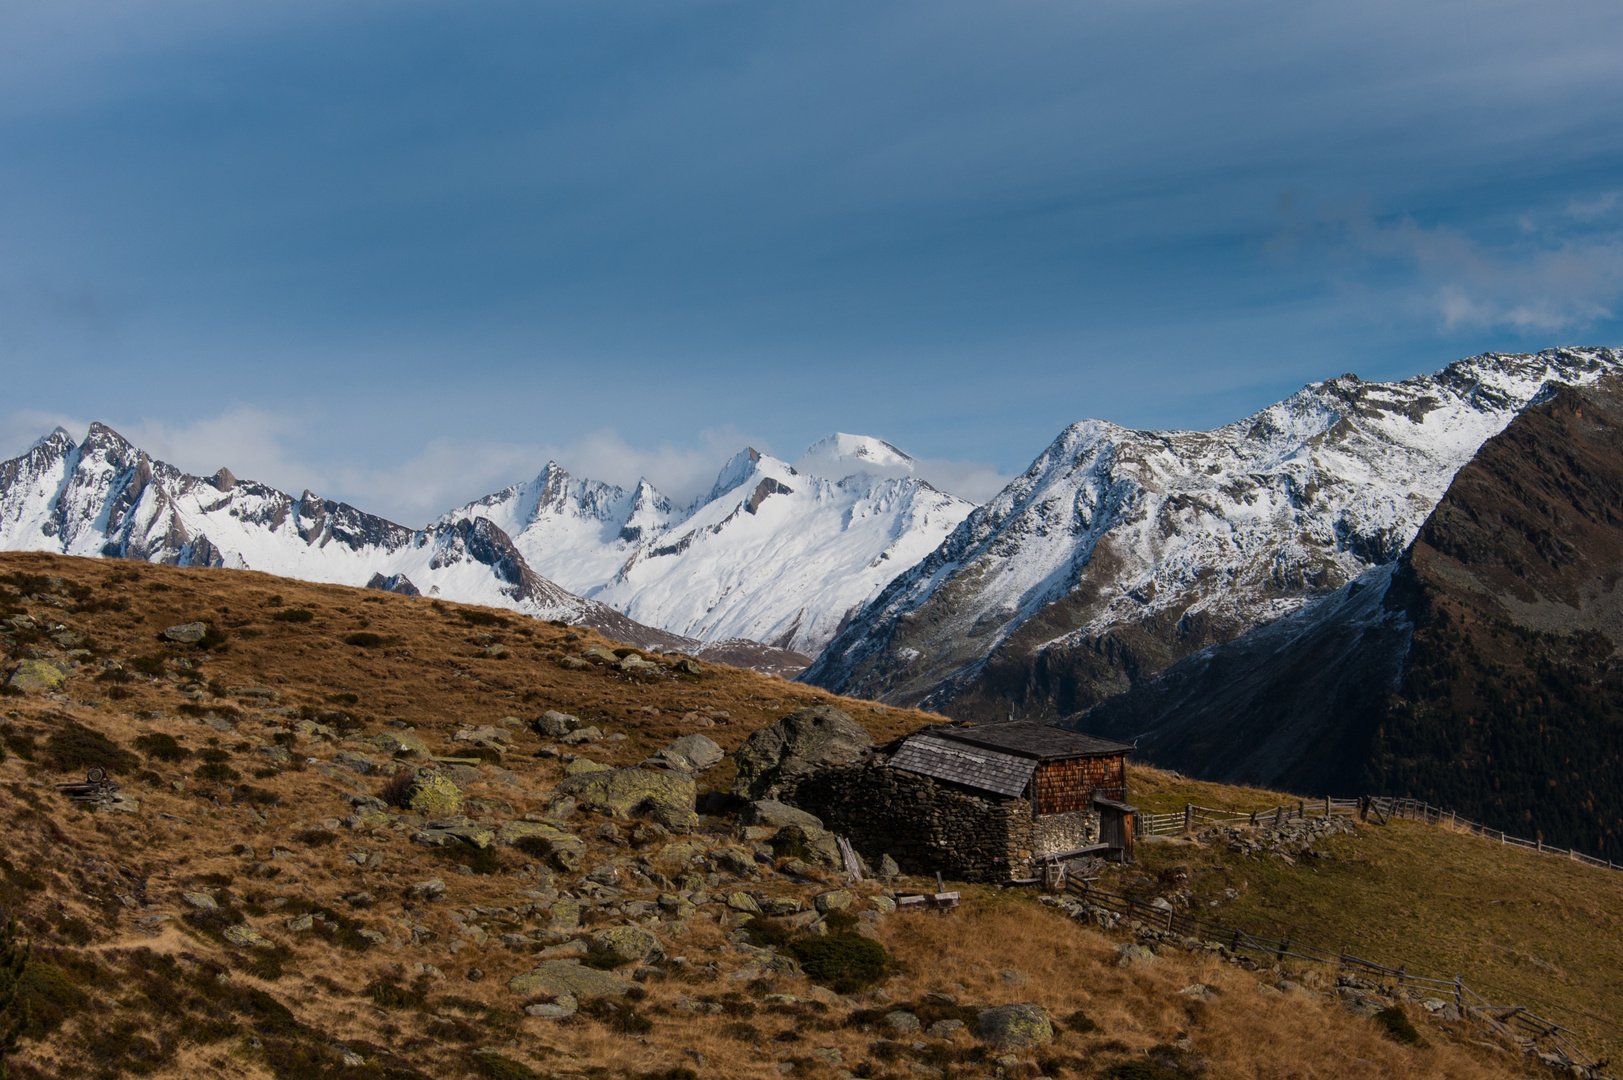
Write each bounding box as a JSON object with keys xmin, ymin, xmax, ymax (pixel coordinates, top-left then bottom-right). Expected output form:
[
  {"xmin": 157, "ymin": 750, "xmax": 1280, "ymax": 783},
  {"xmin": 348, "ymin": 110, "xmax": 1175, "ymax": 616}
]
[{"xmin": 889, "ymin": 720, "xmax": 1132, "ymax": 812}]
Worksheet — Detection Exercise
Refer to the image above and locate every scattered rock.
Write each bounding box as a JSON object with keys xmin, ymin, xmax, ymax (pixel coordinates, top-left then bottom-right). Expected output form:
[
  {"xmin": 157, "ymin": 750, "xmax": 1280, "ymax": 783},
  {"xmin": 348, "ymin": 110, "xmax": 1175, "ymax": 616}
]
[
  {"xmin": 532, "ymin": 711, "xmax": 580, "ymax": 737},
  {"xmin": 643, "ymin": 734, "xmax": 724, "ymax": 772},
  {"xmin": 332, "ymin": 750, "xmax": 382, "ymax": 776},
  {"xmin": 726, "ymin": 891, "xmax": 762, "ymax": 914},
  {"xmin": 581, "ymin": 645, "xmax": 619, "ymax": 665},
  {"xmin": 366, "ymin": 731, "xmax": 430, "ymax": 758},
  {"xmin": 404, "ymin": 769, "xmax": 463, "ymax": 818},
  {"xmin": 927, "ymin": 1019, "xmax": 965, "ymax": 1039},
  {"xmin": 563, "ymin": 758, "xmax": 612, "ymax": 777},
  {"xmin": 673, "ymin": 658, "xmax": 703, "ymax": 677},
  {"xmin": 743, "ymin": 799, "xmax": 825, "ymax": 830},
  {"xmin": 555, "ymin": 766, "xmax": 697, "ymax": 828},
  {"xmin": 976, "ymin": 1003, "xmax": 1054, "ymax": 1050},
  {"xmin": 409, "ymin": 877, "xmax": 447, "ymax": 900},
  {"xmin": 559, "ymin": 726, "xmax": 605, "ymax": 746},
  {"xmin": 730, "ymin": 705, "xmax": 874, "ymax": 799},
  {"xmin": 412, "ymin": 817, "xmax": 495, "ymax": 849},
  {"xmin": 877, "ymin": 854, "xmax": 900, "ymax": 880},
  {"xmin": 182, "ymin": 891, "xmax": 217, "ymax": 910},
  {"xmin": 161, "ymin": 622, "xmax": 209, "ymax": 644},
  {"xmin": 591, "ymin": 926, "xmax": 663, "ymax": 967},
  {"xmin": 813, "ymin": 889, "xmax": 853, "ymax": 913},
  {"xmin": 7, "ymin": 660, "xmax": 64, "ymax": 692},
  {"xmin": 1115, "ymin": 943, "xmax": 1159, "ymax": 968},
  {"xmin": 222, "ymin": 925, "xmax": 273, "ymax": 949},
  {"xmin": 884, "ymin": 1011, "xmax": 921, "ymax": 1034}
]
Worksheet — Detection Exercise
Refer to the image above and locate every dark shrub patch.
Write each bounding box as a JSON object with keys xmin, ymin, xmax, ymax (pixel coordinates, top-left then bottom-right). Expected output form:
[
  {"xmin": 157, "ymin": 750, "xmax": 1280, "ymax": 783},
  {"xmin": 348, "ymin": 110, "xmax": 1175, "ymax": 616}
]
[
  {"xmin": 197, "ymin": 748, "xmax": 232, "ymax": 764},
  {"xmin": 193, "ymin": 762, "xmax": 240, "ymax": 784},
  {"xmin": 721, "ymin": 1020, "xmax": 761, "ymax": 1042},
  {"xmin": 426, "ymin": 1017, "xmax": 482, "ymax": 1043},
  {"xmin": 327, "ymin": 693, "xmax": 359, "ymax": 706},
  {"xmin": 380, "ymin": 769, "xmax": 414, "ymax": 807},
  {"xmin": 3, "ymin": 732, "xmax": 35, "ymax": 761},
  {"xmin": 42, "ymin": 721, "xmax": 138, "ymax": 775},
  {"xmin": 1063, "ymin": 1008, "xmax": 1098, "ymax": 1033},
  {"xmin": 235, "ymin": 785, "xmax": 281, "ymax": 806},
  {"xmin": 127, "ymin": 654, "xmax": 168, "ymax": 677},
  {"xmin": 18, "ymin": 961, "xmax": 90, "ymax": 1037},
  {"xmin": 133, "ymin": 733, "xmax": 189, "ymax": 762},
  {"xmin": 742, "ymin": 917, "xmax": 793, "ymax": 950},
  {"xmin": 459, "ymin": 746, "xmax": 502, "ymax": 764},
  {"xmin": 788, "ymin": 933, "xmax": 889, "ymax": 994},
  {"xmin": 343, "ymin": 632, "xmax": 397, "ymax": 648},
  {"xmin": 579, "ymin": 996, "xmax": 653, "ymax": 1034},
  {"xmin": 271, "ymin": 609, "xmax": 314, "ymax": 623},
  {"xmin": 456, "ymin": 610, "xmax": 508, "ymax": 628},
  {"xmin": 1372, "ymin": 1006, "xmax": 1423, "ymax": 1045},
  {"xmin": 368, "ymin": 978, "xmax": 427, "ymax": 1010},
  {"xmin": 195, "ymin": 625, "xmax": 227, "ymax": 650},
  {"xmin": 292, "ymin": 828, "xmax": 338, "ymax": 847},
  {"xmin": 434, "ymin": 842, "xmax": 503, "ymax": 876},
  {"xmin": 468, "ymin": 1051, "xmax": 543, "ymax": 1080}
]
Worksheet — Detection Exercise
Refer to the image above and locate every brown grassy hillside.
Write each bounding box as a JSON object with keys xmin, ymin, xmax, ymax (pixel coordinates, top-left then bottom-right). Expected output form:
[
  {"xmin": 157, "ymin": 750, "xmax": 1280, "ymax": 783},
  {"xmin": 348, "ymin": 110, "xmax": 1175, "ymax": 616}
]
[{"xmin": 0, "ymin": 552, "xmax": 1597, "ymax": 1080}]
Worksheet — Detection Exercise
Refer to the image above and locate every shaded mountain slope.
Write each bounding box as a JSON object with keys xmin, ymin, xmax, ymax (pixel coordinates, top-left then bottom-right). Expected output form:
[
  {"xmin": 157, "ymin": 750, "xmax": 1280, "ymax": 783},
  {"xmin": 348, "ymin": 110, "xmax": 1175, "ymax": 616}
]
[{"xmin": 1068, "ymin": 376, "xmax": 1623, "ymax": 855}]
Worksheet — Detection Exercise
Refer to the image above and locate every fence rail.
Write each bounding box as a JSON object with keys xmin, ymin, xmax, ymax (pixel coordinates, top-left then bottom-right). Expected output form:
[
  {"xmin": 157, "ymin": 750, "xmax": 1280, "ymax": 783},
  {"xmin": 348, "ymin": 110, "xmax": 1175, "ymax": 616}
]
[
  {"xmin": 1134, "ymin": 794, "xmax": 1620, "ymax": 873},
  {"xmin": 1062, "ymin": 877, "xmax": 1612, "ymax": 1075}
]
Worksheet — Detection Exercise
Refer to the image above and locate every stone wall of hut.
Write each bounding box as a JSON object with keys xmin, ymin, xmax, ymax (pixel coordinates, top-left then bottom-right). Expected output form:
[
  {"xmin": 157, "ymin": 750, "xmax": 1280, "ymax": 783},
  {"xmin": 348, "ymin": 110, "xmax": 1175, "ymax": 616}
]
[
  {"xmin": 780, "ymin": 760, "xmax": 1033, "ymax": 883},
  {"xmin": 1032, "ymin": 809, "xmax": 1100, "ymax": 856}
]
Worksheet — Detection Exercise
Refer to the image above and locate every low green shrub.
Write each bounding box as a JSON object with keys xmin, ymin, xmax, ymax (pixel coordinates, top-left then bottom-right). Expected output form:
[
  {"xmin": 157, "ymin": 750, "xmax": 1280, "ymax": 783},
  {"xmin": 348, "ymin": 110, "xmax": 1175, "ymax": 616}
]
[
  {"xmin": 271, "ymin": 609, "xmax": 314, "ymax": 623},
  {"xmin": 787, "ymin": 933, "xmax": 889, "ymax": 994},
  {"xmin": 133, "ymin": 733, "xmax": 189, "ymax": 762}
]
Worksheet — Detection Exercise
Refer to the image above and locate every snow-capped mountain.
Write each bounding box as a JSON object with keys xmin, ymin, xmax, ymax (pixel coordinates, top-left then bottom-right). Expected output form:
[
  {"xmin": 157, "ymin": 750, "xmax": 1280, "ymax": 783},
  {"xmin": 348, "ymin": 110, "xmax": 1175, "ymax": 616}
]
[
  {"xmin": 0, "ymin": 422, "xmax": 808, "ymax": 671},
  {"xmin": 801, "ymin": 348, "xmax": 1623, "ymax": 719},
  {"xmin": 442, "ymin": 434, "xmax": 976, "ymax": 655}
]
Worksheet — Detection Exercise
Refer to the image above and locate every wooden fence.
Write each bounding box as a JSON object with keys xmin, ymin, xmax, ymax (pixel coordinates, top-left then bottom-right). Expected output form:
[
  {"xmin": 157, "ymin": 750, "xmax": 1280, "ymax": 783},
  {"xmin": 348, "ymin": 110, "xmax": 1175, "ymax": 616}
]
[
  {"xmin": 1135, "ymin": 794, "xmax": 1621, "ymax": 873},
  {"xmin": 1062, "ymin": 877, "xmax": 1613, "ymax": 1076}
]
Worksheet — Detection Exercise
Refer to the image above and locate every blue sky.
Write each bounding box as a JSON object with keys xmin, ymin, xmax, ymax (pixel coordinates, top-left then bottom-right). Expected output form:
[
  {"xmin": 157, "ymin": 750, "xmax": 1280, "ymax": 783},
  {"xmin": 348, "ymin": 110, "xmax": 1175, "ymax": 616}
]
[{"xmin": 3, "ymin": 0, "xmax": 1622, "ymax": 522}]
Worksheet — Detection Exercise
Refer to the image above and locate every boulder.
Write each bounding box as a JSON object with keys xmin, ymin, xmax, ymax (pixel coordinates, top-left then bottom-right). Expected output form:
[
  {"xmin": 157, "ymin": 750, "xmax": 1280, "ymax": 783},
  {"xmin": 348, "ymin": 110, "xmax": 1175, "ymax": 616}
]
[
  {"xmin": 365, "ymin": 731, "xmax": 429, "ymax": 758},
  {"xmin": 976, "ymin": 1004, "xmax": 1054, "ymax": 1050},
  {"xmin": 725, "ymin": 891, "xmax": 762, "ymax": 915},
  {"xmin": 590, "ymin": 926, "xmax": 663, "ymax": 967},
  {"xmin": 555, "ymin": 766, "xmax": 697, "ymax": 829},
  {"xmin": 222, "ymin": 924, "xmax": 274, "ymax": 949},
  {"xmin": 333, "ymin": 750, "xmax": 381, "ymax": 776},
  {"xmin": 454, "ymin": 725, "xmax": 512, "ymax": 749},
  {"xmin": 404, "ymin": 769, "xmax": 463, "ymax": 818},
  {"xmin": 412, "ymin": 817, "xmax": 495, "ymax": 849},
  {"xmin": 559, "ymin": 726, "xmax": 604, "ymax": 746},
  {"xmin": 730, "ymin": 705, "xmax": 873, "ymax": 799},
  {"xmin": 508, "ymin": 959, "xmax": 630, "ymax": 999},
  {"xmin": 772, "ymin": 824, "xmax": 842, "ymax": 868},
  {"xmin": 743, "ymin": 799, "xmax": 824, "ymax": 830},
  {"xmin": 497, "ymin": 820, "xmax": 568, "ymax": 846},
  {"xmin": 7, "ymin": 660, "xmax": 64, "ymax": 692},
  {"xmin": 532, "ymin": 711, "xmax": 580, "ymax": 737},
  {"xmin": 182, "ymin": 891, "xmax": 217, "ymax": 910},
  {"xmin": 581, "ymin": 645, "xmax": 619, "ymax": 665},
  {"xmin": 672, "ymin": 658, "xmax": 703, "ymax": 677},
  {"xmin": 643, "ymin": 734, "xmax": 724, "ymax": 773},
  {"xmin": 563, "ymin": 758, "xmax": 611, "ymax": 777},
  {"xmin": 161, "ymin": 622, "xmax": 209, "ymax": 644},
  {"xmin": 813, "ymin": 889, "xmax": 853, "ymax": 913}
]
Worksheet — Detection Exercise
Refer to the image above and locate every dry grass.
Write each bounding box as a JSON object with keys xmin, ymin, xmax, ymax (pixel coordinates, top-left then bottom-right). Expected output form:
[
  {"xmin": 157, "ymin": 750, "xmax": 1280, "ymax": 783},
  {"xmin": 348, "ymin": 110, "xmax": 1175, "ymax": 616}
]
[{"xmin": 0, "ymin": 552, "xmax": 1600, "ymax": 1080}]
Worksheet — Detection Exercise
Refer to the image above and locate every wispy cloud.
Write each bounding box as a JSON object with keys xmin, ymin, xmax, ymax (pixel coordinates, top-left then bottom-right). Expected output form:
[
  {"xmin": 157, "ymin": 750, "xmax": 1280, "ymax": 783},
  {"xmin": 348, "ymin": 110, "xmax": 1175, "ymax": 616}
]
[{"xmin": 1275, "ymin": 198, "xmax": 1623, "ymax": 334}]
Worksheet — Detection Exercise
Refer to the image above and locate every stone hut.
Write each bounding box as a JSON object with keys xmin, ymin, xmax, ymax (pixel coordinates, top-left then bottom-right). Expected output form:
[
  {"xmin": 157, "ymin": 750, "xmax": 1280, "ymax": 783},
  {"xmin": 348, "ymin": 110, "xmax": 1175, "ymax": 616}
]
[{"xmin": 779, "ymin": 720, "xmax": 1135, "ymax": 883}]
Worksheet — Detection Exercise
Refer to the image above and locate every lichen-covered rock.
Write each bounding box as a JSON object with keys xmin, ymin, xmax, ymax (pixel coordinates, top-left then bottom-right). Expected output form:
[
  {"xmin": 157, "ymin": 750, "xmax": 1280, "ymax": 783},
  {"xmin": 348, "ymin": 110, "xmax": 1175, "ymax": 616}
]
[
  {"xmin": 508, "ymin": 959, "xmax": 630, "ymax": 998},
  {"xmin": 161, "ymin": 622, "xmax": 209, "ymax": 644},
  {"xmin": 725, "ymin": 891, "xmax": 762, "ymax": 914},
  {"xmin": 643, "ymin": 734, "xmax": 723, "ymax": 772},
  {"xmin": 547, "ymin": 899, "xmax": 582, "ymax": 931},
  {"xmin": 412, "ymin": 817, "xmax": 495, "ymax": 849},
  {"xmin": 366, "ymin": 731, "xmax": 430, "ymax": 758},
  {"xmin": 555, "ymin": 766, "xmax": 697, "ymax": 828},
  {"xmin": 496, "ymin": 820, "xmax": 567, "ymax": 846},
  {"xmin": 590, "ymin": 926, "xmax": 662, "ymax": 967},
  {"xmin": 405, "ymin": 769, "xmax": 463, "ymax": 818},
  {"xmin": 731, "ymin": 705, "xmax": 873, "ymax": 799},
  {"xmin": 563, "ymin": 758, "xmax": 611, "ymax": 777},
  {"xmin": 976, "ymin": 1003, "xmax": 1054, "ymax": 1050},
  {"xmin": 772, "ymin": 823, "xmax": 843, "ymax": 868},
  {"xmin": 222, "ymin": 924, "xmax": 274, "ymax": 949},
  {"xmin": 581, "ymin": 645, "xmax": 619, "ymax": 665},
  {"xmin": 7, "ymin": 660, "xmax": 64, "ymax": 692},
  {"xmin": 813, "ymin": 889, "xmax": 853, "ymax": 913},
  {"xmin": 333, "ymin": 750, "xmax": 381, "ymax": 776},
  {"xmin": 182, "ymin": 891, "xmax": 217, "ymax": 910}
]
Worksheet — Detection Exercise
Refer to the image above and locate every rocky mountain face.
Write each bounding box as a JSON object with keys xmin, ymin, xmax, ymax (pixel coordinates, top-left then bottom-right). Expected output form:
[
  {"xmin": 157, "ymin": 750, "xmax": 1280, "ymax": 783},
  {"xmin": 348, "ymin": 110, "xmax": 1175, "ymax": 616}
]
[
  {"xmin": 442, "ymin": 434, "xmax": 975, "ymax": 656},
  {"xmin": 801, "ymin": 349, "xmax": 1623, "ymax": 724},
  {"xmin": 1070, "ymin": 375, "xmax": 1623, "ymax": 854},
  {"xmin": 0, "ymin": 423, "xmax": 806, "ymax": 672}
]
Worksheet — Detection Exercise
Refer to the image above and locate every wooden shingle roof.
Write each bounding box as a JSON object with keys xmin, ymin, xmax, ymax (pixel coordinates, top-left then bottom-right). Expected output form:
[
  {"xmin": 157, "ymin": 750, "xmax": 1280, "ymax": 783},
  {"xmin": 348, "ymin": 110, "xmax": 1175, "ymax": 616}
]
[
  {"xmin": 888, "ymin": 734, "xmax": 1036, "ymax": 798},
  {"xmin": 929, "ymin": 720, "xmax": 1132, "ymax": 762}
]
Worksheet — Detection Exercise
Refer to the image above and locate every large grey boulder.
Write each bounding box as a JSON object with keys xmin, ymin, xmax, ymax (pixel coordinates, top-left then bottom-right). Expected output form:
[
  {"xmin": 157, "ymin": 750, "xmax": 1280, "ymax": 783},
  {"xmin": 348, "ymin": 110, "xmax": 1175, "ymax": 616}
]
[
  {"xmin": 508, "ymin": 959, "xmax": 630, "ymax": 999},
  {"xmin": 730, "ymin": 705, "xmax": 873, "ymax": 799},
  {"xmin": 555, "ymin": 766, "xmax": 697, "ymax": 828},
  {"xmin": 742, "ymin": 799, "xmax": 824, "ymax": 830},
  {"xmin": 643, "ymin": 734, "xmax": 724, "ymax": 772},
  {"xmin": 976, "ymin": 1003, "xmax": 1054, "ymax": 1050}
]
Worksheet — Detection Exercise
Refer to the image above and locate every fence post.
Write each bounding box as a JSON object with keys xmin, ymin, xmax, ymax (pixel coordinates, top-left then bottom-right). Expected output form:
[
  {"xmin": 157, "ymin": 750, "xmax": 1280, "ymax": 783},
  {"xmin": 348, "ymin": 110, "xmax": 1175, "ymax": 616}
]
[
  {"xmin": 1277, "ymin": 937, "xmax": 1289, "ymax": 963},
  {"xmin": 1184, "ymin": 803, "xmax": 1194, "ymax": 834},
  {"xmin": 1325, "ymin": 796, "xmax": 1332, "ymax": 818},
  {"xmin": 1297, "ymin": 800, "xmax": 1304, "ymax": 819},
  {"xmin": 1454, "ymin": 974, "xmax": 1462, "ymax": 1009}
]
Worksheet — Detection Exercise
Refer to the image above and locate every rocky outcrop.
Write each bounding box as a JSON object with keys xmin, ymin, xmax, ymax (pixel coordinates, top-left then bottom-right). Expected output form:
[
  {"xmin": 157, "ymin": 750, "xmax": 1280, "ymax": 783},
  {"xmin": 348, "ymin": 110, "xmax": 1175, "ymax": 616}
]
[
  {"xmin": 731, "ymin": 706, "xmax": 874, "ymax": 799},
  {"xmin": 554, "ymin": 766, "xmax": 697, "ymax": 829}
]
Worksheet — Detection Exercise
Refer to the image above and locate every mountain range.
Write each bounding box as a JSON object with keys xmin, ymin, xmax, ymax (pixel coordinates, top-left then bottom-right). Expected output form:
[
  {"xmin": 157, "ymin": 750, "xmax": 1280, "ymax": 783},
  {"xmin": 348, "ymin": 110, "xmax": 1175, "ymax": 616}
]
[
  {"xmin": 0, "ymin": 426, "xmax": 969, "ymax": 672},
  {"xmin": 802, "ymin": 348, "xmax": 1623, "ymax": 725}
]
